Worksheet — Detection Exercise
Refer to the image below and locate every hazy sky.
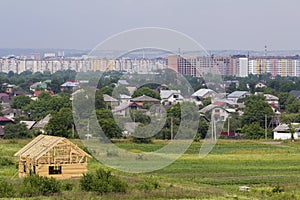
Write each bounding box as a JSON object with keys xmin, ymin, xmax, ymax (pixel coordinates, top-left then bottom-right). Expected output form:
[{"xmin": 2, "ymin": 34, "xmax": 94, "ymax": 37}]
[{"xmin": 1, "ymin": 0, "xmax": 299, "ymax": 51}]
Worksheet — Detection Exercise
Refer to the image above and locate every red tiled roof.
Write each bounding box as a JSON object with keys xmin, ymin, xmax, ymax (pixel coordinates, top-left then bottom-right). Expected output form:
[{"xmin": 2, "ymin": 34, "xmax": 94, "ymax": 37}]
[
  {"xmin": 0, "ymin": 116, "xmax": 14, "ymax": 122},
  {"xmin": 34, "ymin": 90, "xmax": 54, "ymax": 97},
  {"xmin": 0, "ymin": 93, "xmax": 9, "ymax": 98},
  {"xmin": 213, "ymin": 101, "xmax": 226, "ymax": 106}
]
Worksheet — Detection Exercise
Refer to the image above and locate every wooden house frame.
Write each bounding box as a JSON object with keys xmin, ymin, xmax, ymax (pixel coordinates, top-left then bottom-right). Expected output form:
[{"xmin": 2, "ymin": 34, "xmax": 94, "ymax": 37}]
[{"xmin": 14, "ymin": 135, "xmax": 91, "ymax": 179}]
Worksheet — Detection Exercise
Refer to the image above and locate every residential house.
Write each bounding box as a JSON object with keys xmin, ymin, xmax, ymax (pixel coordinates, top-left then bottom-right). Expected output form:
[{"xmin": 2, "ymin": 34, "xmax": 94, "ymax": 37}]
[
  {"xmin": 4, "ymin": 84, "xmax": 16, "ymax": 94},
  {"xmin": 33, "ymin": 114, "xmax": 52, "ymax": 133},
  {"xmin": 20, "ymin": 121, "xmax": 36, "ymax": 130},
  {"xmin": 191, "ymin": 89, "xmax": 217, "ymax": 101},
  {"xmin": 264, "ymin": 94, "xmax": 280, "ymax": 111},
  {"xmin": 112, "ymin": 102, "xmax": 144, "ymax": 117},
  {"xmin": 14, "ymin": 134, "xmax": 91, "ymax": 179},
  {"xmin": 224, "ymin": 80, "xmax": 240, "ymax": 89},
  {"xmin": 255, "ymin": 82, "xmax": 267, "ymax": 88},
  {"xmin": 103, "ymin": 94, "xmax": 119, "ymax": 107},
  {"xmin": 60, "ymin": 80, "xmax": 79, "ymax": 93},
  {"xmin": 130, "ymin": 95, "xmax": 160, "ymax": 107},
  {"xmin": 14, "ymin": 91, "xmax": 32, "ymax": 97},
  {"xmin": 199, "ymin": 103, "xmax": 235, "ymax": 122},
  {"xmin": 117, "ymin": 80, "xmax": 129, "ymax": 86},
  {"xmin": 126, "ymin": 86, "xmax": 137, "ymax": 96},
  {"xmin": 160, "ymin": 90, "xmax": 184, "ymax": 105},
  {"xmin": 119, "ymin": 94, "xmax": 132, "ymax": 104},
  {"xmin": 33, "ymin": 90, "xmax": 54, "ymax": 98},
  {"xmin": 227, "ymin": 91, "xmax": 251, "ymax": 103},
  {"xmin": 30, "ymin": 81, "xmax": 48, "ymax": 92},
  {"xmin": 2, "ymin": 108, "xmax": 28, "ymax": 120},
  {"xmin": 0, "ymin": 93, "xmax": 10, "ymax": 104}
]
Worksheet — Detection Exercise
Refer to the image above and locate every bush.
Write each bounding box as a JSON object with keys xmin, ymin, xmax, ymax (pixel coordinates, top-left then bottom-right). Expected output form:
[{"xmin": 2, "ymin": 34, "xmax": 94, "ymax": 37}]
[
  {"xmin": 132, "ymin": 137, "xmax": 153, "ymax": 144},
  {"xmin": 0, "ymin": 179, "xmax": 15, "ymax": 198},
  {"xmin": 272, "ymin": 184, "xmax": 284, "ymax": 194},
  {"xmin": 3, "ymin": 123, "xmax": 32, "ymax": 139},
  {"xmin": 62, "ymin": 182, "xmax": 74, "ymax": 191},
  {"xmin": 137, "ymin": 176, "xmax": 161, "ymax": 192},
  {"xmin": 80, "ymin": 168, "xmax": 127, "ymax": 194},
  {"xmin": 242, "ymin": 123, "xmax": 265, "ymax": 139},
  {"xmin": 20, "ymin": 174, "xmax": 61, "ymax": 197}
]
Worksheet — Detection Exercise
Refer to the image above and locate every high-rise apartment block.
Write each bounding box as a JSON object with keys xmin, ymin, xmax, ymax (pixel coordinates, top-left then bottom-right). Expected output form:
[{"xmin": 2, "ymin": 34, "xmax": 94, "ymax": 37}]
[{"xmin": 167, "ymin": 55, "xmax": 300, "ymax": 77}]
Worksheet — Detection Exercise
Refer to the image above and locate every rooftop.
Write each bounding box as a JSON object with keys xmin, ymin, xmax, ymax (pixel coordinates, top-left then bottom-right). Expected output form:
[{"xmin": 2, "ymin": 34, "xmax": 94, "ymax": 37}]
[
  {"xmin": 160, "ymin": 90, "xmax": 183, "ymax": 99},
  {"xmin": 191, "ymin": 89, "xmax": 216, "ymax": 98},
  {"xmin": 131, "ymin": 95, "xmax": 160, "ymax": 102},
  {"xmin": 227, "ymin": 91, "xmax": 249, "ymax": 98}
]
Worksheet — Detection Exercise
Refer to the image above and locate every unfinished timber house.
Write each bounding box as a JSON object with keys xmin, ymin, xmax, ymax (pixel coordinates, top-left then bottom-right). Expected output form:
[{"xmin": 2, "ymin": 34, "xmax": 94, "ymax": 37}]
[{"xmin": 14, "ymin": 134, "xmax": 91, "ymax": 179}]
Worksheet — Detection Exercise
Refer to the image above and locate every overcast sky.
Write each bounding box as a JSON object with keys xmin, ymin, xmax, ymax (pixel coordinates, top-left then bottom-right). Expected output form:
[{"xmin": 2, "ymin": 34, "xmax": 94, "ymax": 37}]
[{"xmin": 1, "ymin": 0, "xmax": 299, "ymax": 51}]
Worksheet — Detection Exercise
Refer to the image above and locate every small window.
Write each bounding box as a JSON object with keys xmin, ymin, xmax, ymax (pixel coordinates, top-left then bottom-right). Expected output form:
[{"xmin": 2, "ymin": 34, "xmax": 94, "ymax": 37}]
[
  {"xmin": 49, "ymin": 166, "xmax": 62, "ymax": 175},
  {"xmin": 23, "ymin": 163, "xmax": 26, "ymax": 173}
]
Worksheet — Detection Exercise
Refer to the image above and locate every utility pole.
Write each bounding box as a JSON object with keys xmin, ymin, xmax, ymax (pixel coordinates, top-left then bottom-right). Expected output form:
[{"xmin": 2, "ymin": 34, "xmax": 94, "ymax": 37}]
[
  {"xmin": 171, "ymin": 117, "xmax": 173, "ymax": 140},
  {"xmin": 265, "ymin": 115, "xmax": 268, "ymax": 140},
  {"xmin": 227, "ymin": 116, "xmax": 230, "ymax": 137}
]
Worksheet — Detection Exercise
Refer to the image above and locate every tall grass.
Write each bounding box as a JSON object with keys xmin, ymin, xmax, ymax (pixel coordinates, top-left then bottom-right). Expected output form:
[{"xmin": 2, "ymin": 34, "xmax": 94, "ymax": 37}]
[{"xmin": 1, "ymin": 139, "xmax": 300, "ymax": 199}]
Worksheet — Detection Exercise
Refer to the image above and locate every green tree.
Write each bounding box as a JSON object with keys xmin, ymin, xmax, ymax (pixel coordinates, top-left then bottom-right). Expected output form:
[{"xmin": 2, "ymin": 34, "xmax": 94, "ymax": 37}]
[
  {"xmin": 49, "ymin": 77, "xmax": 64, "ymax": 94},
  {"xmin": 47, "ymin": 93, "xmax": 72, "ymax": 112},
  {"xmin": 278, "ymin": 92, "xmax": 290, "ymax": 110},
  {"xmin": 96, "ymin": 109, "xmax": 122, "ymax": 138},
  {"xmin": 223, "ymin": 113, "xmax": 242, "ymax": 133},
  {"xmin": 132, "ymin": 87, "xmax": 160, "ymax": 100},
  {"xmin": 3, "ymin": 123, "xmax": 31, "ymax": 139},
  {"xmin": 99, "ymin": 86, "xmax": 114, "ymax": 96},
  {"xmin": 45, "ymin": 108, "xmax": 75, "ymax": 138},
  {"xmin": 24, "ymin": 98, "xmax": 49, "ymax": 120},
  {"xmin": 95, "ymin": 90, "xmax": 106, "ymax": 110},
  {"xmin": 113, "ymin": 85, "xmax": 130, "ymax": 97},
  {"xmin": 242, "ymin": 95, "xmax": 274, "ymax": 127},
  {"xmin": 11, "ymin": 95, "xmax": 32, "ymax": 109},
  {"xmin": 242, "ymin": 123, "xmax": 265, "ymax": 139},
  {"xmin": 286, "ymin": 99, "xmax": 300, "ymax": 113},
  {"xmin": 198, "ymin": 116, "xmax": 209, "ymax": 139},
  {"xmin": 37, "ymin": 92, "xmax": 51, "ymax": 101},
  {"xmin": 129, "ymin": 110, "xmax": 150, "ymax": 124}
]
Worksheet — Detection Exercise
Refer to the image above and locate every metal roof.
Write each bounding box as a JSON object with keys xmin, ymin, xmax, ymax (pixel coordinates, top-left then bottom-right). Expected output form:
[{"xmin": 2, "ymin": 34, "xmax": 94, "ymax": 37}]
[
  {"xmin": 191, "ymin": 89, "xmax": 216, "ymax": 98},
  {"xmin": 160, "ymin": 90, "xmax": 183, "ymax": 99},
  {"xmin": 131, "ymin": 95, "xmax": 160, "ymax": 102},
  {"xmin": 227, "ymin": 91, "xmax": 249, "ymax": 98},
  {"xmin": 103, "ymin": 94, "xmax": 118, "ymax": 102},
  {"xmin": 33, "ymin": 114, "xmax": 51, "ymax": 129}
]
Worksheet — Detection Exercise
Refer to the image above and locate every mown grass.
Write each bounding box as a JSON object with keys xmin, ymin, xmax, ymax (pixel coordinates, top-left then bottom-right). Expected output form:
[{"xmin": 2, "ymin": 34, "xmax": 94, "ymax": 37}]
[{"xmin": 1, "ymin": 138, "xmax": 300, "ymax": 199}]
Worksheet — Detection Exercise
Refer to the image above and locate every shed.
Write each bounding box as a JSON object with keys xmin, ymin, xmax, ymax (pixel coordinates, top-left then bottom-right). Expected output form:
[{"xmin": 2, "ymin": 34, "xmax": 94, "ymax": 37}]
[
  {"xmin": 273, "ymin": 123, "xmax": 300, "ymax": 140},
  {"xmin": 14, "ymin": 134, "xmax": 91, "ymax": 179}
]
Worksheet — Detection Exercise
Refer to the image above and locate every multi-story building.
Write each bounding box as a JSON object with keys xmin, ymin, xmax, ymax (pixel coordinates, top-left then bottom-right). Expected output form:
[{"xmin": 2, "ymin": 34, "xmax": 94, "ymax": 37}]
[
  {"xmin": 0, "ymin": 57, "xmax": 167, "ymax": 74},
  {"xmin": 248, "ymin": 56, "xmax": 300, "ymax": 77},
  {"xmin": 167, "ymin": 54, "xmax": 300, "ymax": 78}
]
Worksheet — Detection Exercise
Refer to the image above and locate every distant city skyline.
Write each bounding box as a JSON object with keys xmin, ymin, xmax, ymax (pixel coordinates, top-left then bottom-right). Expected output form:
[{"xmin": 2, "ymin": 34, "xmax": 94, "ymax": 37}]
[{"xmin": 1, "ymin": 0, "xmax": 300, "ymax": 51}]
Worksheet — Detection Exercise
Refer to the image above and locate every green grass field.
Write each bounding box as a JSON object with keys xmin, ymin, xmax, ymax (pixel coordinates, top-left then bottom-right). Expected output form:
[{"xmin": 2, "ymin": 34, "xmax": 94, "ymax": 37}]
[{"xmin": 1, "ymin": 138, "xmax": 300, "ymax": 199}]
